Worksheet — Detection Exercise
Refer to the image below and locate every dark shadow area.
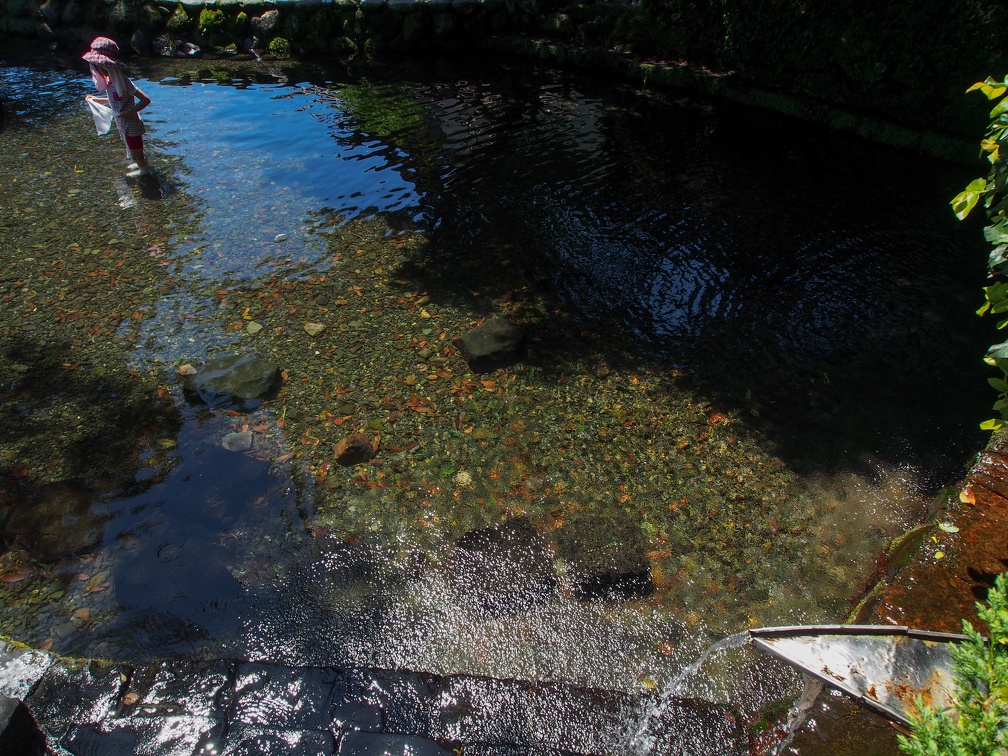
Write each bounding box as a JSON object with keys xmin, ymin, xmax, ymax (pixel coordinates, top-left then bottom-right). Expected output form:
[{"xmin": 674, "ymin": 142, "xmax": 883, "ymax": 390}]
[
  {"xmin": 0, "ymin": 335, "xmax": 180, "ymax": 492},
  {"xmin": 968, "ymin": 561, "xmax": 1008, "ymax": 602},
  {"xmin": 377, "ymin": 57, "xmax": 993, "ymax": 490}
]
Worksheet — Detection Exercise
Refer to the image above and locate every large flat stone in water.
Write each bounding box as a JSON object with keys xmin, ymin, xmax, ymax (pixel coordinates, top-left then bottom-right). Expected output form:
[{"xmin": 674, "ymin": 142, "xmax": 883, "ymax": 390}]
[{"xmin": 182, "ymin": 354, "xmax": 282, "ymax": 410}]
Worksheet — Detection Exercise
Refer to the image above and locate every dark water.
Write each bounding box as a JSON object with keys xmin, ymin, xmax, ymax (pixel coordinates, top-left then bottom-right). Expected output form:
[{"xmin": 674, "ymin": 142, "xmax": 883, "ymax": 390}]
[{"xmin": 0, "ymin": 50, "xmax": 994, "ymax": 753}]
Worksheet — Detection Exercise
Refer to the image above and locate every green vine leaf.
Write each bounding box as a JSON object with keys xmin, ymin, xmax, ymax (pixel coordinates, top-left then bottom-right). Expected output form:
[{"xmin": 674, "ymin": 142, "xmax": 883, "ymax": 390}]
[
  {"xmin": 984, "ymin": 340, "xmax": 1008, "ymax": 364},
  {"xmin": 984, "ymin": 220, "xmax": 1008, "ymax": 245},
  {"xmin": 988, "ymin": 244, "xmax": 1008, "ymax": 269},
  {"xmin": 967, "ymin": 77, "xmax": 1008, "ymax": 100},
  {"xmin": 987, "ymin": 377, "xmax": 1008, "ymax": 392},
  {"xmin": 991, "ymin": 96, "xmax": 1008, "ymax": 120},
  {"xmin": 952, "ymin": 178, "xmax": 989, "ymax": 220}
]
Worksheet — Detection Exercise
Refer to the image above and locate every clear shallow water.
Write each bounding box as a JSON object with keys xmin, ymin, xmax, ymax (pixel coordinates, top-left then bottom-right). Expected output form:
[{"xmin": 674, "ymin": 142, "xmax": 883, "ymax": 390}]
[{"xmin": 0, "ymin": 53, "xmax": 994, "ymax": 752}]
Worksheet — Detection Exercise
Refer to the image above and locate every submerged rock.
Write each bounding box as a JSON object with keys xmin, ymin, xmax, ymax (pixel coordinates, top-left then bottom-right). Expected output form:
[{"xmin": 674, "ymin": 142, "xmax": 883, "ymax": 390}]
[
  {"xmin": 221, "ymin": 430, "xmax": 254, "ymax": 452},
  {"xmin": 453, "ymin": 316, "xmax": 526, "ymax": 372},
  {"xmin": 450, "ymin": 516, "xmax": 556, "ymax": 616},
  {"xmin": 553, "ymin": 511, "xmax": 653, "ymax": 601},
  {"xmin": 182, "ymin": 354, "xmax": 282, "ymax": 410}
]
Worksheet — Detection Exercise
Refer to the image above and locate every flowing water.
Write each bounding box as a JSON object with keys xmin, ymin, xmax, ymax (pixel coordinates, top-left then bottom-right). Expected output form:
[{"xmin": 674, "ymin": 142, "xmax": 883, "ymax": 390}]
[{"xmin": 0, "ymin": 48, "xmax": 994, "ymax": 752}]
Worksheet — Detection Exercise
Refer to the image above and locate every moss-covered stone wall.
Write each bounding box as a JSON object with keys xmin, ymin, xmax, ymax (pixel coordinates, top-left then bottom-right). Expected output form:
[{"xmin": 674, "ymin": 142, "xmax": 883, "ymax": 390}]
[{"xmin": 0, "ymin": 0, "xmax": 538, "ymax": 61}]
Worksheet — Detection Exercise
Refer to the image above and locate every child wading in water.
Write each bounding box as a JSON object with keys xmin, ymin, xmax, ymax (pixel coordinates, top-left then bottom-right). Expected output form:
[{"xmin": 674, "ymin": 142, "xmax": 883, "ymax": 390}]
[{"xmin": 83, "ymin": 37, "xmax": 152, "ymax": 178}]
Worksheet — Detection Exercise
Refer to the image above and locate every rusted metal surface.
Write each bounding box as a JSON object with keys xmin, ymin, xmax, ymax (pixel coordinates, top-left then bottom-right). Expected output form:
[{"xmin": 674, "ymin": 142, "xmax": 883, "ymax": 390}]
[{"xmin": 749, "ymin": 625, "xmax": 966, "ymax": 727}]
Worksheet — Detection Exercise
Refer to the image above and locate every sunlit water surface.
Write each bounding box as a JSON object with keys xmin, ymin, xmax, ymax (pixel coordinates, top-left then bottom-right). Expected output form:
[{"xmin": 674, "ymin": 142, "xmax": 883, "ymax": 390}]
[{"xmin": 0, "ymin": 54, "xmax": 993, "ymax": 753}]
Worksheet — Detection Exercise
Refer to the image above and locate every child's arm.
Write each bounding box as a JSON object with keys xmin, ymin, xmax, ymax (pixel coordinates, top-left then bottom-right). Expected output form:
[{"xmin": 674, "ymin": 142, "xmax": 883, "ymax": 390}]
[
  {"xmin": 85, "ymin": 94, "xmax": 110, "ymax": 105},
  {"xmin": 134, "ymin": 87, "xmax": 151, "ymax": 114}
]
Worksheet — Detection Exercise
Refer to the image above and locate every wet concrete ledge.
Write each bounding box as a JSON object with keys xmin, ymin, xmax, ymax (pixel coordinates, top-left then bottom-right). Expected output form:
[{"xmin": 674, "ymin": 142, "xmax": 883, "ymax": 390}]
[{"xmin": 0, "ymin": 639, "xmax": 750, "ymax": 755}]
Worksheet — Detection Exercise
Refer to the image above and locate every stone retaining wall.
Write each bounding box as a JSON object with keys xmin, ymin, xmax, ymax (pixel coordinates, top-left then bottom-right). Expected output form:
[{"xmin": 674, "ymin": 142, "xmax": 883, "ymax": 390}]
[
  {"xmin": 0, "ymin": 0, "xmax": 550, "ymax": 60},
  {"xmin": 2, "ymin": 0, "xmax": 1006, "ymax": 148}
]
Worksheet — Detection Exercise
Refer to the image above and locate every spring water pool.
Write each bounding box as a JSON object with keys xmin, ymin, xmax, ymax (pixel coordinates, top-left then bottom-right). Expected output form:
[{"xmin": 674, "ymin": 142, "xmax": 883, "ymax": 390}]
[{"xmin": 0, "ymin": 50, "xmax": 994, "ymax": 751}]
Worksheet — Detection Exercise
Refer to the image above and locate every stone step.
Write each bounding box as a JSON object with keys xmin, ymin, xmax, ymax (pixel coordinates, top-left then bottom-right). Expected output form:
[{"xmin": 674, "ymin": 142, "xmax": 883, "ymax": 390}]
[{"xmin": 0, "ymin": 640, "xmax": 749, "ymax": 754}]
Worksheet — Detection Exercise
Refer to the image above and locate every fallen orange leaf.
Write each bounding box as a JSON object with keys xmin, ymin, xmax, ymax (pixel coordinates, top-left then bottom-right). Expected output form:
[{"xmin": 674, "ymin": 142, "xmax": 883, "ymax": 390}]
[{"xmin": 0, "ymin": 569, "xmax": 32, "ymax": 583}]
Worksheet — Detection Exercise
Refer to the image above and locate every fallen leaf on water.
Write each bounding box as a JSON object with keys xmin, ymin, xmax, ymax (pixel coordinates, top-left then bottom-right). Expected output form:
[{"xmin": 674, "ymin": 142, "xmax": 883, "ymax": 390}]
[
  {"xmin": 938, "ymin": 522, "xmax": 959, "ymax": 533},
  {"xmin": 960, "ymin": 487, "xmax": 975, "ymax": 505},
  {"xmin": 935, "ymin": 551, "xmax": 945, "ymax": 559},
  {"xmin": 122, "ymin": 692, "xmax": 139, "ymax": 706}
]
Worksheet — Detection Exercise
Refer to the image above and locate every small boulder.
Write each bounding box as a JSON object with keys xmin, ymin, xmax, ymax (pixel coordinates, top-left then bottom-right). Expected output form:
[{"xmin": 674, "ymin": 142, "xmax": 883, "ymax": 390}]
[
  {"xmin": 453, "ymin": 316, "xmax": 526, "ymax": 372},
  {"xmin": 0, "ymin": 697, "xmax": 45, "ymax": 755},
  {"xmin": 333, "ymin": 434, "xmax": 374, "ymax": 466},
  {"xmin": 39, "ymin": 0, "xmax": 60, "ymax": 26},
  {"xmin": 130, "ymin": 29, "xmax": 150, "ymax": 56},
  {"xmin": 553, "ymin": 510, "xmax": 653, "ymax": 601},
  {"xmin": 250, "ymin": 8, "xmax": 279, "ymax": 36},
  {"xmin": 152, "ymin": 35, "xmax": 176, "ymax": 56}
]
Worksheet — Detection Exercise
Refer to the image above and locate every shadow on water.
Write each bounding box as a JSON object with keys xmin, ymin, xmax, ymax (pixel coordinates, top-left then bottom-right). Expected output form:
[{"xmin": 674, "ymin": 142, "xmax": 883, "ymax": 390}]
[{"xmin": 390, "ymin": 66, "xmax": 991, "ymax": 484}]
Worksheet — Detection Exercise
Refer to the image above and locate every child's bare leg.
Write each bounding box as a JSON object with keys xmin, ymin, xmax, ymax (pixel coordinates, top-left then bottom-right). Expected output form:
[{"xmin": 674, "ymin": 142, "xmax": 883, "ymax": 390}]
[
  {"xmin": 126, "ymin": 147, "xmax": 149, "ymax": 177},
  {"xmin": 124, "ymin": 134, "xmax": 149, "ymax": 175}
]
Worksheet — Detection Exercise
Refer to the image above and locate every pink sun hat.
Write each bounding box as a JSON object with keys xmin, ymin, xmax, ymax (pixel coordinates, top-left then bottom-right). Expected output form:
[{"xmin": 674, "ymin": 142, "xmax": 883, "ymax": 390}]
[{"xmin": 82, "ymin": 37, "xmax": 125, "ymax": 68}]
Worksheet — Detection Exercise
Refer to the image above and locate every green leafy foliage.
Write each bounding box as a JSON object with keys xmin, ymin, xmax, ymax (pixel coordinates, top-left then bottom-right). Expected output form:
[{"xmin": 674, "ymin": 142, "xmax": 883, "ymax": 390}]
[
  {"xmin": 898, "ymin": 572, "xmax": 1008, "ymax": 756},
  {"xmin": 268, "ymin": 37, "xmax": 291, "ymax": 58},
  {"xmin": 198, "ymin": 7, "xmax": 225, "ymax": 35},
  {"xmin": 956, "ymin": 77, "xmax": 1008, "ymax": 429}
]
